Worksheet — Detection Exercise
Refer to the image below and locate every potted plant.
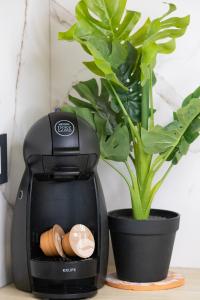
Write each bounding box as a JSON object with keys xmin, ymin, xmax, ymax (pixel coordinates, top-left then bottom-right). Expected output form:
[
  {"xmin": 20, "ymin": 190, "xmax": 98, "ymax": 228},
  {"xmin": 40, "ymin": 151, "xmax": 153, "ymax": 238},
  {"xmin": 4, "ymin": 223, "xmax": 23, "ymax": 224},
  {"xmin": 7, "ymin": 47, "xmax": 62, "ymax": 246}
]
[{"xmin": 58, "ymin": 0, "xmax": 199, "ymax": 282}]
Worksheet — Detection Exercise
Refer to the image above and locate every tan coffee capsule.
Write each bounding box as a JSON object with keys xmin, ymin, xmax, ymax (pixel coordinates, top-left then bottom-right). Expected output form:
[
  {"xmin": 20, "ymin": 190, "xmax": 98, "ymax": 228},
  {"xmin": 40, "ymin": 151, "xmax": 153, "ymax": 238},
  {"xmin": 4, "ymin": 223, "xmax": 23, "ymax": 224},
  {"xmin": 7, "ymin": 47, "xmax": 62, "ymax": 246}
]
[
  {"xmin": 40, "ymin": 224, "xmax": 65, "ymax": 258},
  {"xmin": 62, "ymin": 224, "xmax": 95, "ymax": 259}
]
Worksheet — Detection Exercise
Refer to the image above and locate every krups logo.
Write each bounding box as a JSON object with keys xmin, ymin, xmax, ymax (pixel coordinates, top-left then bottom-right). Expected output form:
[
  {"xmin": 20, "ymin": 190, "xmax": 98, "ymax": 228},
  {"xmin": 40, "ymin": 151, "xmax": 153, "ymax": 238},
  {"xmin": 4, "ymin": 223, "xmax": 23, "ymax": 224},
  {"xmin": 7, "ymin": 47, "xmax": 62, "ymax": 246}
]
[
  {"xmin": 54, "ymin": 120, "xmax": 75, "ymax": 137},
  {"xmin": 62, "ymin": 267, "xmax": 76, "ymax": 273}
]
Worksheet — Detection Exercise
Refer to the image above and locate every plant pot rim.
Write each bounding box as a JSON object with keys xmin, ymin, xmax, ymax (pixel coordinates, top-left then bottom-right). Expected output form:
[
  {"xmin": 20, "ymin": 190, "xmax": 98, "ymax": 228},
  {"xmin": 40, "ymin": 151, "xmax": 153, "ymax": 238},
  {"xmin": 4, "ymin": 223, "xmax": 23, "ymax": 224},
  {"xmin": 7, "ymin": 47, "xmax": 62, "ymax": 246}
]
[{"xmin": 108, "ymin": 208, "xmax": 180, "ymax": 235}]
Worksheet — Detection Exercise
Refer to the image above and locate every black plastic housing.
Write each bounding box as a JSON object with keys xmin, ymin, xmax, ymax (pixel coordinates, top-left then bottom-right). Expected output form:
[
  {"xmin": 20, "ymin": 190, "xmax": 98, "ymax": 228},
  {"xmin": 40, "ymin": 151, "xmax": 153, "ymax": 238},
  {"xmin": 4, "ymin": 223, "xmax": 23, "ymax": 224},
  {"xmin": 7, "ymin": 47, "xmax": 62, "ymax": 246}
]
[{"xmin": 12, "ymin": 112, "xmax": 109, "ymax": 299}]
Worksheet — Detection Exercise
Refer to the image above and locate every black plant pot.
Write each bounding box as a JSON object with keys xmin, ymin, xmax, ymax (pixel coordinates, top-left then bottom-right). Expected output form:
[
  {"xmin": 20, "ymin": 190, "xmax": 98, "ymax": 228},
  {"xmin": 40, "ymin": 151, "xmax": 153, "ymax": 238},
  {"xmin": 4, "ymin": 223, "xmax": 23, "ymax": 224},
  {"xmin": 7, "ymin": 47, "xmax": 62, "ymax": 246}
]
[{"xmin": 108, "ymin": 209, "xmax": 180, "ymax": 283}]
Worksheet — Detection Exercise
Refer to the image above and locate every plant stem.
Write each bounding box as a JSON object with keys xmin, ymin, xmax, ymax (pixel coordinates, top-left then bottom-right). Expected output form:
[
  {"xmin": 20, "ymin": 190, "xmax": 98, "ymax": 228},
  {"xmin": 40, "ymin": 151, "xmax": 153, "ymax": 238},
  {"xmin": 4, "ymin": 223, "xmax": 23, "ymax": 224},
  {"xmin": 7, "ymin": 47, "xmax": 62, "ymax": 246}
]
[
  {"xmin": 151, "ymin": 147, "xmax": 174, "ymax": 173},
  {"xmin": 103, "ymin": 159, "xmax": 131, "ymax": 188},
  {"xmin": 155, "ymin": 163, "xmax": 173, "ymax": 189},
  {"xmin": 108, "ymin": 82, "xmax": 153, "ymax": 191},
  {"xmin": 144, "ymin": 164, "xmax": 173, "ymax": 217},
  {"xmin": 125, "ymin": 161, "xmax": 145, "ymax": 219},
  {"xmin": 141, "ymin": 168, "xmax": 155, "ymax": 208},
  {"xmin": 141, "ymin": 80, "xmax": 149, "ymax": 130},
  {"xmin": 129, "ymin": 153, "xmax": 135, "ymax": 167},
  {"xmin": 149, "ymin": 70, "xmax": 154, "ymax": 129},
  {"xmin": 125, "ymin": 161, "xmax": 137, "ymax": 188}
]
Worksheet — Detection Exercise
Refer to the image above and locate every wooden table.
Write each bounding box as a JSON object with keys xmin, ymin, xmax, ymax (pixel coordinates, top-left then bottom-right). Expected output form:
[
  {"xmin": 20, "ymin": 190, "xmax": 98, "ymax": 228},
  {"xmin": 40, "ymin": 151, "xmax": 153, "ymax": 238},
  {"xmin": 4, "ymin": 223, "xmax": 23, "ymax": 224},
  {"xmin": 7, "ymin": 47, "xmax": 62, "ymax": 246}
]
[{"xmin": 0, "ymin": 268, "xmax": 199, "ymax": 300}]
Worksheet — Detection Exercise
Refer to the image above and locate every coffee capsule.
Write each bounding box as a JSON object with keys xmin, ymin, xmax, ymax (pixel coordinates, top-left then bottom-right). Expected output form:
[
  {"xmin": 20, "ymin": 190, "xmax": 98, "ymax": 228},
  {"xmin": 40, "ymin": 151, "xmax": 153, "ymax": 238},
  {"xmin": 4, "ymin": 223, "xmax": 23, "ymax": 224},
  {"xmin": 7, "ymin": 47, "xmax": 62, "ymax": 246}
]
[
  {"xmin": 40, "ymin": 224, "xmax": 65, "ymax": 258},
  {"xmin": 62, "ymin": 224, "xmax": 95, "ymax": 259}
]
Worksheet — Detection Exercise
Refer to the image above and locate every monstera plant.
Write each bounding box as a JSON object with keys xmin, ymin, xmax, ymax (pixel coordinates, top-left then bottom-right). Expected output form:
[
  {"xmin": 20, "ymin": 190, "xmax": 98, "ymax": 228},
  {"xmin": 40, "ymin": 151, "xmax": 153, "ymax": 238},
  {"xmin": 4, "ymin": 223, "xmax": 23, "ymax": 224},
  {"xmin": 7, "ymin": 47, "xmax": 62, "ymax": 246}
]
[{"xmin": 59, "ymin": 0, "xmax": 199, "ymax": 283}]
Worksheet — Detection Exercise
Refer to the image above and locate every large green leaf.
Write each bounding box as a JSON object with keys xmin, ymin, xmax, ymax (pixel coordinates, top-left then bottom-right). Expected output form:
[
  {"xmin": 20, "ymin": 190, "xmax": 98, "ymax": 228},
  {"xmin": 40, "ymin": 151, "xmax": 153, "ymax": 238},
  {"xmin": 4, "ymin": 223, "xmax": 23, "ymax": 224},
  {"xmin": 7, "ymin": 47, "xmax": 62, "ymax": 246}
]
[
  {"xmin": 129, "ymin": 3, "xmax": 190, "ymax": 84},
  {"xmin": 183, "ymin": 86, "xmax": 200, "ymax": 106},
  {"xmin": 100, "ymin": 123, "xmax": 130, "ymax": 161},
  {"xmin": 184, "ymin": 116, "xmax": 200, "ymax": 144},
  {"xmin": 83, "ymin": 0, "xmax": 127, "ymax": 30},
  {"xmin": 142, "ymin": 99, "xmax": 200, "ymax": 164},
  {"xmin": 62, "ymin": 78, "xmax": 130, "ymax": 161},
  {"xmin": 103, "ymin": 42, "xmax": 157, "ymax": 123},
  {"xmin": 58, "ymin": 0, "xmax": 141, "ymax": 84},
  {"xmin": 180, "ymin": 87, "xmax": 200, "ymax": 144},
  {"xmin": 59, "ymin": 0, "xmax": 140, "ymax": 41},
  {"xmin": 59, "ymin": 1, "xmax": 189, "ymax": 87},
  {"xmin": 62, "ymin": 79, "xmax": 130, "ymax": 161},
  {"xmin": 85, "ymin": 38, "xmax": 132, "ymax": 85},
  {"xmin": 102, "ymin": 43, "xmax": 142, "ymax": 123},
  {"xmin": 69, "ymin": 78, "xmax": 121, "ymax": 134}
]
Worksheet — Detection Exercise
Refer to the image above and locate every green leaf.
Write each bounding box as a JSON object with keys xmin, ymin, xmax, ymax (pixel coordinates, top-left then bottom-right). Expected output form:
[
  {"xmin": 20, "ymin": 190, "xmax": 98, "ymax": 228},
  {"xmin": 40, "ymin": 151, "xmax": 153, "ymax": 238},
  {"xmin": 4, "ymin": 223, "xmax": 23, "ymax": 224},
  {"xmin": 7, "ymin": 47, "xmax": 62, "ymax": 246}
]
[
  {"xmin": 103, "ymin": 43, "xmax": 143, "ymax": 123},
  {"xmin": 58, "ymin": 24, "xmax": 76, "ymax": 41},
  {"xmin": 100, "ymin": 124, "xmax": 130, "ymax": 161},
  {"xmin": 69, "ymin": 78, "xmax": 121, "ymax": 134},
  {"xmin": 129, "ymin": 18, "xmax": 151, "ymax": 46},
  {"xmin": 129, "ymin": 3, "xmax": 190, "ymax": 84},
  {"xmin": 117, "ymin": 10, "xmax": 141, "ymax": 40},
  {"xmin": 183, "ymin": 86, "xmax": 200, "ymax": 106},
  {"xmin": 77, "ymin": 0, "xmax": 140, "ymax": 39},
  {"xmin": 73, "ymin": 79, "xmax": 99, "ymax": 106},
  {"xmin": 76, "ymin": 107, "xmax": 95, "ymax": 129},
  {"xmin": 59, "ymin": 0, "xmax": 141, "ymax": 42},
  {"xmin": 84, "ymin": 38, "xmax": 135, "ymax": 87},
  {"xmin": 185, "ymin": 116, "xmax": 200, "ymax": 143},
  {"xmin": 94, "ymin": 42, "xmax": 156, "ymax": 124},
  {"xmin": 58, "ymin": 0, "xmax": 141, "ymax": 83},
  {"xmin": 115, "ymin": 66, "xmax": 142, "ymax": 123},
  {"xmin": 68, "ymin": 95, "xmax": 94, "ymax": 110},
  {"xmin": 142, "ymin": 124, "xmax": 177, "ymax": 154},
  {"xmin": 61, "ymin": 105, "xmax": 74, "ymax": 113},
  {"xmin": 84, "ymin": 0, "xmax": 127, "ymax": 29},
  {"xmin": 92, "ymin": 113, "xmax": 103, "ymax": 135},
  {"xmin": 61, "ymin": 105, "xmax": 95, "ymax": 129},
  {"xmin": 159, "ymin": 3, "xmax": 176, "ymax": 20},
  {"xmin": 142, "ymin": 99, "xmax": 200, "ymax": 164},
  {"xmin": 167, "ymin": 136, "xmax": 189, "ymax": 164},
  {"xmin": 61, "ymin": 78, "xmax": 131, "ymax": 161},
  {"xmin": 83, "ymin": 61, "xmax": 105, "ymax": 76}
]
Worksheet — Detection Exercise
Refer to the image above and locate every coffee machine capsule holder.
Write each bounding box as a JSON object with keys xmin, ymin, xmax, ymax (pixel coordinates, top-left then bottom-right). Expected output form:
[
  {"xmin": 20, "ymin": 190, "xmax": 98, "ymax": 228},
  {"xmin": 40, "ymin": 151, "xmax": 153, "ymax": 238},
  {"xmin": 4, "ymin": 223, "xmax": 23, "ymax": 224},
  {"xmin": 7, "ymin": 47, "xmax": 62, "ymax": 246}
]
[{"xmin": 12, "ymin": 112, "xmax": 109, "ymax": 299}]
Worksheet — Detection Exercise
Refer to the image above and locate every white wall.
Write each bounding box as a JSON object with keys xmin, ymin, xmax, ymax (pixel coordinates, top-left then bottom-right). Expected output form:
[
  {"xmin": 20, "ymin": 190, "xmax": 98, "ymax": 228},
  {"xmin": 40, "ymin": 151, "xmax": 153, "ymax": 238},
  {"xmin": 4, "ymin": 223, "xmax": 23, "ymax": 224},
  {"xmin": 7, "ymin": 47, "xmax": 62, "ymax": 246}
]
[
  {"xmin": 0, "ymin": 0, "xmax": 51, "ymax": 287},
  {"xmin": 0, "ymin": 0, "xmax": 200, "ymax": 287}
]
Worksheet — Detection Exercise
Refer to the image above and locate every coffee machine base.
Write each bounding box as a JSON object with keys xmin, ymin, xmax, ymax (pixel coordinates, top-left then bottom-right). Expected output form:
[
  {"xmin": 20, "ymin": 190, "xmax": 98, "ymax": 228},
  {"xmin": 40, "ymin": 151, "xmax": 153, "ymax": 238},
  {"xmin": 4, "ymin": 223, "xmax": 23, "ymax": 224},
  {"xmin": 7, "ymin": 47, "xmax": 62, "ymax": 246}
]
[
  {"xmin": 30, "ymin": 256, "xmax": 99, "ymax": 299},
  {"xmin": 34, "ymin": 290, "xmax": 97, "ymax": 299}
]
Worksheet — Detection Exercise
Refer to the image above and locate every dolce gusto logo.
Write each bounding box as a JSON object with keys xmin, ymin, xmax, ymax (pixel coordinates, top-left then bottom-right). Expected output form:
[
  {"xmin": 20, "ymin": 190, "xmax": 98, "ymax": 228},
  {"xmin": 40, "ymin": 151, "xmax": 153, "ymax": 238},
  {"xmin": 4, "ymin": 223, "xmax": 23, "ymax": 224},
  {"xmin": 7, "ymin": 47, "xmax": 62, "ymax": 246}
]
[{"xmin": 54, "ymin": 120, "xmax": 75, "ymax": 136}]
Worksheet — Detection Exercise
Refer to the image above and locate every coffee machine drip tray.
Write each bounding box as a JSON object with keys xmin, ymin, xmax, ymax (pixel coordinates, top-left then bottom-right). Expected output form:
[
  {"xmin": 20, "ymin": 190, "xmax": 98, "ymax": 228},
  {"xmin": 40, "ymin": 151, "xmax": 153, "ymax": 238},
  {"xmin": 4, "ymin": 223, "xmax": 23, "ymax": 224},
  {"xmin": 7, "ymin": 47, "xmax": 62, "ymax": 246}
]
[
  {"xmin": 30, "ymin": 257, "xmax": 97, "ymax": 281},
  {"xmin": 30, "ymin": 254, "xmax": 98, "ymax": 298}
]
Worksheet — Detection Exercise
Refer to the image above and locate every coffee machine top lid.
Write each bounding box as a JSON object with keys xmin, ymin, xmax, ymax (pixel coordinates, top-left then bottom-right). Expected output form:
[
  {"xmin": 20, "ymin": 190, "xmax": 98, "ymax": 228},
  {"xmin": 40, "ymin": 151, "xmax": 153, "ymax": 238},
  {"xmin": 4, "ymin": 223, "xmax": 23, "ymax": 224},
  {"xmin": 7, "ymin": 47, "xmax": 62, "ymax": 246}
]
[{"xmin": 23, "ymin": 112, "xmax": 100, "ymax": 174}]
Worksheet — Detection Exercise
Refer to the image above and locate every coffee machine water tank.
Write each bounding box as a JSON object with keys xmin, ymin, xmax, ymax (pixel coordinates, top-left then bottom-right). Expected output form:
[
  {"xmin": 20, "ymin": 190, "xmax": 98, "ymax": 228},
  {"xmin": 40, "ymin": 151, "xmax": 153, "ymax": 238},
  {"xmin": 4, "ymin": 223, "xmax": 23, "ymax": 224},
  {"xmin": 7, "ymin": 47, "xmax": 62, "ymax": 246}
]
[{"xmin": 12, "ymin": 112, "xmax": 109, "ymax": 300}]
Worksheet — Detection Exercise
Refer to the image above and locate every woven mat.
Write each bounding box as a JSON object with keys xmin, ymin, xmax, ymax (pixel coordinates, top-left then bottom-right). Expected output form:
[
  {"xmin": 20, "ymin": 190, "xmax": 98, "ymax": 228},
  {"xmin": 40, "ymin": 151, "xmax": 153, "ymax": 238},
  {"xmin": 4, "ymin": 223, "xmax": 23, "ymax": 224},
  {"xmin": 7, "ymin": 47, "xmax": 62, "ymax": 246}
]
[{"xmin": 106, "ymin": 271, "xmax": 185, "ymax": 291}]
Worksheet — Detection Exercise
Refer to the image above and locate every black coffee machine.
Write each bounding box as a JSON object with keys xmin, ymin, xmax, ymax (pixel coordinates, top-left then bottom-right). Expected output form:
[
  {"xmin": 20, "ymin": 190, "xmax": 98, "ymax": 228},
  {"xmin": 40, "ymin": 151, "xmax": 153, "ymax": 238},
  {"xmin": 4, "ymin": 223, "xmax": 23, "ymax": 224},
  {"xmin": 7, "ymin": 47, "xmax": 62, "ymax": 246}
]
[{"xmin": 12, "ymin": 112, "xmax": 109, "ymax": 299}]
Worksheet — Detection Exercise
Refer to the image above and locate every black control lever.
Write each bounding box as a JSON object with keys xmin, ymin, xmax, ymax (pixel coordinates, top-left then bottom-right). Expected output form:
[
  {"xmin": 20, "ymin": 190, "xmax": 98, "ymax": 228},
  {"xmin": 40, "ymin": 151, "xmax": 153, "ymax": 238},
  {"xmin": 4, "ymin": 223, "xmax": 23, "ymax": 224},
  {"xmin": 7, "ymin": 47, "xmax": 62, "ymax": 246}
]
[
  {"xmin": 53, "ymin": 167, "xmax": 80, "ymax": 180},
  {"xmin": 0, "ymin": 134, "xmax": 7, "ymax": 184}
]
